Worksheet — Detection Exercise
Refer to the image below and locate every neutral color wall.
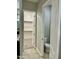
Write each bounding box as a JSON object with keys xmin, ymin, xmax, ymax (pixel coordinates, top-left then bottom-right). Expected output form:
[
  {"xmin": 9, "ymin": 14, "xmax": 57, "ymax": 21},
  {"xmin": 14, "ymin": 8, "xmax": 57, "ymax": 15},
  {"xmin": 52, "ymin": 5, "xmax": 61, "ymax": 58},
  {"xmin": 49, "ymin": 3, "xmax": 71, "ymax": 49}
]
[
  {"xmin": 23, "ymin": 0, "xmax": 37, "ymax": 11},
  {"xmin": 36, "ymin": 0, "xmax": 46, "ymax": 56},
  {"xmin": 17, "ymin": 0, "xmax": 20, "ymax": 9},
  {"xmin": 49, "ymin": 0, "xmax": 60, "ymax": 59},
  {"xmin": 37, "ymin": 0, "xmax": 60, "ymax": 59}
]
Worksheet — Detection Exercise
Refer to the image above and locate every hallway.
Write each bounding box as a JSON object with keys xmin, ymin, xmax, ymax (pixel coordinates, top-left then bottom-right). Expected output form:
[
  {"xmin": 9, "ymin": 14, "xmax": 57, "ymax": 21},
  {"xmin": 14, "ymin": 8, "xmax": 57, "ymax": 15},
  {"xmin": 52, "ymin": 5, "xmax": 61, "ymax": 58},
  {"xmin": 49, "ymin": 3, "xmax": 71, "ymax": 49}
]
[
  {"xmin": 17, "ymin": 0, "xmax": 60, "ymax": 59},
  {"xmin": 23, "ymin": 48, "xmax": 49, "ymax": 59},
  {"xmin": 17, "ymin": 0, "xmax": 50, "ymax": 59}
]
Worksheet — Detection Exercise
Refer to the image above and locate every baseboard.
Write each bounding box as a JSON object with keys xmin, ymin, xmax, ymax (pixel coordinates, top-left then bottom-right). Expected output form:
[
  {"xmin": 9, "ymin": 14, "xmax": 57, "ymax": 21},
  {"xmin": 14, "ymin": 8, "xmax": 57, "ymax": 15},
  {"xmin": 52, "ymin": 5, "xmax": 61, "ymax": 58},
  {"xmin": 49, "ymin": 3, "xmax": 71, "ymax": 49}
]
[{"xmin": 35, "ymin": 47, "xmax": 43, "ymax": 57}]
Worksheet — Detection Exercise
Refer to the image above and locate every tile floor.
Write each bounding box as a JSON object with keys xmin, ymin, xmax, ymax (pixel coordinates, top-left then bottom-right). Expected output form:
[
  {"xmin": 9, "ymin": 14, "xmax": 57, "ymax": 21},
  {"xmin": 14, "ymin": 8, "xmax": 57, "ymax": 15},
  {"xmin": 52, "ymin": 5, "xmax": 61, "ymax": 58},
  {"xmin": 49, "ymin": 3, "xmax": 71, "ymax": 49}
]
[{"xmin": 23, "ymin": 48, "xmax": 49, "ymax": 59}]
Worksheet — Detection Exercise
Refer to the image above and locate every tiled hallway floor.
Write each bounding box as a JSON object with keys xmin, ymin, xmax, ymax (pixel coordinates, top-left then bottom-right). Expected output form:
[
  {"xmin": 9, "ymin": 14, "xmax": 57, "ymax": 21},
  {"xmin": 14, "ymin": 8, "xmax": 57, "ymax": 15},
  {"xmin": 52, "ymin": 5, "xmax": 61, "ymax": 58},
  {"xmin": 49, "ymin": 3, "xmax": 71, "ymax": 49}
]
[{"xmin": 23, "ymin": 48, "xmax": 49, "ymax": 59}]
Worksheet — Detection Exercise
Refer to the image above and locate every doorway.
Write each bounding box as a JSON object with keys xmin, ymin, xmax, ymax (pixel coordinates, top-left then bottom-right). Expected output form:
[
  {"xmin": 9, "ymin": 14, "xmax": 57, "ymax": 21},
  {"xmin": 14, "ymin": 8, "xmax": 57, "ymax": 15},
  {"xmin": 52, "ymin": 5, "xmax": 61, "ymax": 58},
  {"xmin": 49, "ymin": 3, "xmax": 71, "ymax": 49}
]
[
  {"xmin": 43, "ymin": 6, "xmax": 51, "ymax": 53},
  {"xmin": 23, "ymin": 10, "xmax": 36, "ymax": 49},
  {"xmin": 42, "ymin": 0, "xmax": 52, "ymax": 59},
  {"xmin": 17, "ymin": 0, "xmax": 53, "ymax": 59}
]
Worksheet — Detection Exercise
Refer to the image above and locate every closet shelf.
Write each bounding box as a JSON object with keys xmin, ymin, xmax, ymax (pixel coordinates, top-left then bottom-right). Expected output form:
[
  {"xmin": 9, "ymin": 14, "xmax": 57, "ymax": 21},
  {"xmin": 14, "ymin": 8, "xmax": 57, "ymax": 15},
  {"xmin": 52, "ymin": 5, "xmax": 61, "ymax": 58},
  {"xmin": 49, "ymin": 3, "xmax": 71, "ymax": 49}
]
[
  {"xmin": 24, "ymin": 30, "xmax": 33, "ymax": 32},
  {"xmin": 24, "ymin": 20, "xmax": 33, "ymax": 22}
]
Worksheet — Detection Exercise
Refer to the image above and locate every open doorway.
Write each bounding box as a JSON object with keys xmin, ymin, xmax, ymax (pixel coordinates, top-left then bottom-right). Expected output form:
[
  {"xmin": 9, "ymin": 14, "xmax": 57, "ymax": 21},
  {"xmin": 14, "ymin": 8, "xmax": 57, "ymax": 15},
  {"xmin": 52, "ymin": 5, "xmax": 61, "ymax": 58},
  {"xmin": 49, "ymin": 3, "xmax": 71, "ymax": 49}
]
[
  {"xmin": 42, "ymin": 0, "xmax": 52, "ymax": 59},
  {"xmin": 23, "ymin": 10, "xmax": 36, "ymax": 49},
  {"xmin": 43, "ymin": 5, "xmax": 51, "ymax": 53}
]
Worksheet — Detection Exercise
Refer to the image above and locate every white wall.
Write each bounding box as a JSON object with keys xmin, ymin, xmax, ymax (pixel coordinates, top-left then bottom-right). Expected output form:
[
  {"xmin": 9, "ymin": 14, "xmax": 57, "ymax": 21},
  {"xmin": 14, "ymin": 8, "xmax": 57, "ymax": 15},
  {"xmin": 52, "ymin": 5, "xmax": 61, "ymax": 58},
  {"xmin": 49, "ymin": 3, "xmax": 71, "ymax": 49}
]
[
  {"xmin": 49, "ymin": 0, "xmax": 60, "ymax": 59},
  {"xmin": 17, "ymin": 0, "xmax": 20, "ymax": 9},
  {"xmin": 36, "ymin": 0, "xmax": 46, "ymax": 56}
]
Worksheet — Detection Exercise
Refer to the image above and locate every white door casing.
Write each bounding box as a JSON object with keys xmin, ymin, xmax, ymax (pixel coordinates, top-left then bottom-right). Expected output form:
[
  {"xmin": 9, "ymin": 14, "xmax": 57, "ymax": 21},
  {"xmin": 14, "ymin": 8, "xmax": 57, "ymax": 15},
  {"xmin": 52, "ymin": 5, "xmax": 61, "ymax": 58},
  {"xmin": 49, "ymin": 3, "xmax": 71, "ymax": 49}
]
[
  {"xmin": 36, "ymin": 12, "xmax": 44, "ymax": 56},
  {"xmin": 36, "ymin": 0, "xmax": 51, "ymax": 56},
  {"xmin": 32, "ymin": 13, "xmax": 37, "ymax": 48}
]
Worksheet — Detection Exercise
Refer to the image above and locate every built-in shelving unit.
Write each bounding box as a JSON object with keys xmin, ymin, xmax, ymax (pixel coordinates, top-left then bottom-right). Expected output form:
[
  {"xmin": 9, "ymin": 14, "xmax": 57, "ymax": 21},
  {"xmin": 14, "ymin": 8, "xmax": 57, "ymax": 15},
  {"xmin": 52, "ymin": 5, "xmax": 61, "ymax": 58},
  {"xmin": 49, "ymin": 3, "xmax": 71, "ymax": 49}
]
[
  {"xmin": 24, "ymin": 10, "xmax": 35, "ymax": 49},
  {"xmin": 24, "ymin": 20, "xmax": 33, "ymax": 49}
]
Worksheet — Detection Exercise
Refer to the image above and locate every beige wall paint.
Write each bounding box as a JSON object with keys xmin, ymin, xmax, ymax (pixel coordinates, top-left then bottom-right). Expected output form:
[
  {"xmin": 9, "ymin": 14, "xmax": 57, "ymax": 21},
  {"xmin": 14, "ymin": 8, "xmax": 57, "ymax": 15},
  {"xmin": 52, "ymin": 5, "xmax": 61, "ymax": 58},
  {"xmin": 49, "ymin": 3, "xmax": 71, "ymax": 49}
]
[
  {"xmin": 36, "ymin": 0, "xmax": 46, "ymax": 56},
  {"xmin": 26, "ymin": 0, "xmax": 38, "ymax": 3},
  {"xmin": 23, "ymin": 0, "xmax": 37, "ymax": 11}
]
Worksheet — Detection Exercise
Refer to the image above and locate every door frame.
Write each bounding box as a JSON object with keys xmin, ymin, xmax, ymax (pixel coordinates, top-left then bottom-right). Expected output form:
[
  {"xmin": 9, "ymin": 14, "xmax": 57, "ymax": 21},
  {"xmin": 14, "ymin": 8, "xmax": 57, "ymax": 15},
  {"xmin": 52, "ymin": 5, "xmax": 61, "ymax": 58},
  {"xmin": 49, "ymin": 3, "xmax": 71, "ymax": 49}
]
[
  {"xmin": 42, "ymin": 0, "xmax": 52, "ymax": 44},
  {"xmin": 19, "ymin": 0, "xmax": 24, "ymax": 59},
  {"xmin": 32, "ymin": 12, "xmax": 37, "ymax": 48},
  {"xmin": 35, "ymin": 0, "xmax": 50, "ymax": 56},
  {"xmin": 35, "ymin": 10, "xmax": 45, "ymax": 56}
]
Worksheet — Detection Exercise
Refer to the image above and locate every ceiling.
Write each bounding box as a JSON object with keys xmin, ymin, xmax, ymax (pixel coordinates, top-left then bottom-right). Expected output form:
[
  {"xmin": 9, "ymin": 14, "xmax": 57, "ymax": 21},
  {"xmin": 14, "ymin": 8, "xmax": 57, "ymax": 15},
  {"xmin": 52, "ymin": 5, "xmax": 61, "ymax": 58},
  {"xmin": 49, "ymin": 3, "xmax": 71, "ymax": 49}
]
[{"xmin": 26, "ymin": 0, "xmax": 39, "ymax": 3}]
